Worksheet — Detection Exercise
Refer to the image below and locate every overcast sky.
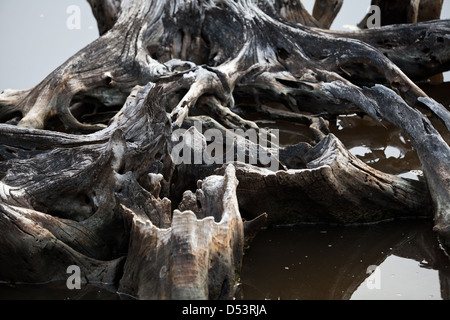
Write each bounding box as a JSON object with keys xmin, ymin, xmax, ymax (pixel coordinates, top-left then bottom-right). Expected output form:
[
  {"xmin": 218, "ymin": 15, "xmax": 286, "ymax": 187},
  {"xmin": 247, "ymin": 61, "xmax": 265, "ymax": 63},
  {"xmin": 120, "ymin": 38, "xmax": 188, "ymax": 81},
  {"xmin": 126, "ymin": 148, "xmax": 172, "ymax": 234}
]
[
  {"xmin": 0, "ymin": 0, "xmax": 99, "ymax": 90},
  {"xmin": 0, "ymin": 0, "xmax": 449, "ymax": 91}
]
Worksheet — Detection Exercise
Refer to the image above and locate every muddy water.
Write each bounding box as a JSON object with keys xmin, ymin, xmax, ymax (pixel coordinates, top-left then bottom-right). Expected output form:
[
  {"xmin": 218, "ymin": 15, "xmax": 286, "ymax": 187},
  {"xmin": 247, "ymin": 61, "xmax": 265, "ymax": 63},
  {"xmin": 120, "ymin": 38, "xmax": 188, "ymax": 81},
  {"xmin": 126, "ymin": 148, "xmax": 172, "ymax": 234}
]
[
  {"xmin": 236, "ymin": 82, "xmax": 450, "ymax": 300},
  {"xmin": 0, "ymin": 282, "xmax": 119, "ymax": 300},
  {"xmin": 237, "ymin": 220, "xmax": 450, "ymax": 300},
  {"xmin": 1, "ymin": 222, "xmax": 448, "ymax": 301}
]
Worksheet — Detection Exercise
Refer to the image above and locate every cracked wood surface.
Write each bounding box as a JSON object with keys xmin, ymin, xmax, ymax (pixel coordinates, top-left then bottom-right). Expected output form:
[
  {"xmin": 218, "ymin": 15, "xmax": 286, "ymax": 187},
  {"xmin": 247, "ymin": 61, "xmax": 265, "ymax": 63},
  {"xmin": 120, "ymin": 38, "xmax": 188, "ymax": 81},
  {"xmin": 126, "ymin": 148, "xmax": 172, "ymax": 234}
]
[{"xmin": 0, "ymin": 0, "xmax": 449, "ymax": 299}]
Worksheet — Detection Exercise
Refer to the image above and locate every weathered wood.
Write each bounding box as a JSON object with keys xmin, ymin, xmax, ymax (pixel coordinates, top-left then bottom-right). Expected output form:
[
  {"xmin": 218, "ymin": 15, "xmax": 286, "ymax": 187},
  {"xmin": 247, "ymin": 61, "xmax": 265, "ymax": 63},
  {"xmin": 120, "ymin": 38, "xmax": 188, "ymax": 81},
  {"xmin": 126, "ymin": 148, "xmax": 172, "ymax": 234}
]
[
  {"xmin": 0, "ymin": 203, "xmax": 125, "ymax": 284},
  {"xmin": 355, "ymin": 0, "xmax": 446, "ymax": 83},
  {"xmin": 221, "ymin": 135, "xmax": 432, "ymax": 225},
  {"xmin": 359, "ymin": 0, "xmax": 443, "ymax": 27},
  {"xmin": 0, "ymin": 83, "xmax": 174, "ymax": 285},
  {"xmin": 0, "ymin": 0, "xmax": 449, "ymax": 300},
  {"xmin": 2, "ymin": 1, "xmax": 447, "ymax": 129},
  {"xmin": 324, "ymin": 20, "xmax": 450, "ymax": 82},
  {"xmin": 118, "ymin": 165, "xmax": 244, "ymax": 300},
  {"xmin": 312, "ymin": 0, "xmax": 343, "ymax": 29},
  {"xmin": 364, "ymin": 85, "xmax": 450, "ymax": 250},
  {"xmin": 418, "ymin": 0, "xmax": 443, "ymax": 22},
  {"xmin": 87, "ymin": 0, "xmax": 122, "ymax": 35}
]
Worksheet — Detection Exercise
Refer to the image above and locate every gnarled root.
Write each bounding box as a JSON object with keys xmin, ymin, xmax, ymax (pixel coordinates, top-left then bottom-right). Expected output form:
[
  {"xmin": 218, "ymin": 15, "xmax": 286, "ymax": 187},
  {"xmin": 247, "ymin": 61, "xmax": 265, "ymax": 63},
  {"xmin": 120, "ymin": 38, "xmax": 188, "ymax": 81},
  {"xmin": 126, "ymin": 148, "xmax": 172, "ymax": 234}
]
[{"xmin": 118, "ymin": 165, "xmax": 244, "ymax": 300}]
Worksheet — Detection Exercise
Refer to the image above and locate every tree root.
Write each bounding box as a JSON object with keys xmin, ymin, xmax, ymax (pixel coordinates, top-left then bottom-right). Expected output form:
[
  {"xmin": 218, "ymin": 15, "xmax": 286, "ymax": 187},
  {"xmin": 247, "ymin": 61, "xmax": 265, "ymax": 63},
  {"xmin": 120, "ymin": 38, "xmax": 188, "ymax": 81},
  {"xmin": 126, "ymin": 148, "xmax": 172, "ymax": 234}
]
[{"xmin": 1, "ymin": 0, "xmax": 450, "ymax": 299}]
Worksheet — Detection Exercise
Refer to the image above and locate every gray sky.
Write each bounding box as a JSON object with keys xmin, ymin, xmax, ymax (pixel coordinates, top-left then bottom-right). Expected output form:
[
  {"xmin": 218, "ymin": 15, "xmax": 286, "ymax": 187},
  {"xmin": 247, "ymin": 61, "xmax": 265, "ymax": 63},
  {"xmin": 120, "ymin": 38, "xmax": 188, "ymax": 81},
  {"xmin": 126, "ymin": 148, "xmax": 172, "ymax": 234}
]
[
  {"xmin": 302, "ymin": 0, "xmax": 450, "ymax": 31},
  {"xmin": 0, "ymin": 0, "xmax": 449, "ymax": 91},
  {"xmin": 0, "ymin": 0, "xmax": 99, "ymax": 90}
]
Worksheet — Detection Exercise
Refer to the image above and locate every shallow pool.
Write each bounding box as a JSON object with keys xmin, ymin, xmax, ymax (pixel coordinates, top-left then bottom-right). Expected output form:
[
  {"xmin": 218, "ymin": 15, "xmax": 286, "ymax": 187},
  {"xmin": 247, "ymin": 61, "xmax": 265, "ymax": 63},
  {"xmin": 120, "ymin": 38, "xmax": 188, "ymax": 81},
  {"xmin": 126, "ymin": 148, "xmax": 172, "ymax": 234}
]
[{"xmin": 237, "ymin": 220, "xmax": 450, "ymax": 300}]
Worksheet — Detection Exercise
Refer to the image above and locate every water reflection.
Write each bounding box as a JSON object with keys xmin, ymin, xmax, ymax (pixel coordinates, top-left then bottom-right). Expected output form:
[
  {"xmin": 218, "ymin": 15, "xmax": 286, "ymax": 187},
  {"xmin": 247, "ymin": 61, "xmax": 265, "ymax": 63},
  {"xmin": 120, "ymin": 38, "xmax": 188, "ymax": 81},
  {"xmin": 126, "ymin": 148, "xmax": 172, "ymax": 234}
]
[
  {"xmin": 0, "ymin": 282, "xmax": 118, "ymax": 300},
  {"xmin": 0, "ymin": 219, "xmax": 448, "ymax": 300},
  {"xmin": 330, "ymin": 114, "xmax": 424, "ymax": 179},
  {"xmin": 352, "ymin": 255, "xmax": 441, "ymax": 300},
  {"xmin": 237, "ymin": 220, "xmax": 450, "ymax": 300}
]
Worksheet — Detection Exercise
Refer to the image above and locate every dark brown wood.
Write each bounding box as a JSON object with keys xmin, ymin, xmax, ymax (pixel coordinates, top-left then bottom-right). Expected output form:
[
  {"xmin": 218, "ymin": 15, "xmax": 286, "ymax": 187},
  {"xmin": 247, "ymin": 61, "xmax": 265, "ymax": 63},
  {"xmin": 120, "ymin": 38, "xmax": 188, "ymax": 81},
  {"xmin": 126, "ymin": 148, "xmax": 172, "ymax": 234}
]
[
  {"xmin": 356, "ymin": 0, "xmax": 446, "ymax": 82},
  {"xmin": 228, "ymin": 134, "xmax": 433, "ymax": 225},
  {"xmin": 359, "ymin": 0, "xmax": 443, "ymax": 27}
]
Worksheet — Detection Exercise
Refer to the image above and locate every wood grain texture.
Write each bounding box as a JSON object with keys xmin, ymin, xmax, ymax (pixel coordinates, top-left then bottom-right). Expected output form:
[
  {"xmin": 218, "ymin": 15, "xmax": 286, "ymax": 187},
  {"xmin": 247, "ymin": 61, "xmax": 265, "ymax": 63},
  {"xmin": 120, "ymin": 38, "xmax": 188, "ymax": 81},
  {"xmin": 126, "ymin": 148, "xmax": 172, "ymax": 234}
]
[{"xmin": 0, "ymin": 0, "xmax": 449, "ymax": 299}]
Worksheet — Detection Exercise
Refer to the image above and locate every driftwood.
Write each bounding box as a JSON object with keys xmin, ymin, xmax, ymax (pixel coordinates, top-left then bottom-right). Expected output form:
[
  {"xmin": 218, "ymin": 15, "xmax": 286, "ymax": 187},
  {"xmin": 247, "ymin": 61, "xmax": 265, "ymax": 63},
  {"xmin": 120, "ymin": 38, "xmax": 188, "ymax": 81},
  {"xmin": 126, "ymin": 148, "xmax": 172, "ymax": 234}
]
[
  {"xmin": 359, "ymin": 0, "xmax": 443, "ymax": 27},
  {"xmin": 118, "ymin": 164, "xmax": 243, "ymax": 300},
  {"xmin": 0, "ymin": 0, "xmax": 449, "ymax": 300}
]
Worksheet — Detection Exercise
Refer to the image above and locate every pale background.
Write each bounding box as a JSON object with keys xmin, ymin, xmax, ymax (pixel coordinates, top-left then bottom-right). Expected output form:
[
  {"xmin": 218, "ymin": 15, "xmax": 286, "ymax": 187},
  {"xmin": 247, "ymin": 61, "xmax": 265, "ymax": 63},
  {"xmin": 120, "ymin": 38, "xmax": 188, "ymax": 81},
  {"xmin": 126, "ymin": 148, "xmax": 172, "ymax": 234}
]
[
  {"xmin": 0, "ymin": 0, "xmax": 447, "ymax": 301},
  {"xmin": 0, "ymin": 0, "xmax": 449, "ymax": 91}
]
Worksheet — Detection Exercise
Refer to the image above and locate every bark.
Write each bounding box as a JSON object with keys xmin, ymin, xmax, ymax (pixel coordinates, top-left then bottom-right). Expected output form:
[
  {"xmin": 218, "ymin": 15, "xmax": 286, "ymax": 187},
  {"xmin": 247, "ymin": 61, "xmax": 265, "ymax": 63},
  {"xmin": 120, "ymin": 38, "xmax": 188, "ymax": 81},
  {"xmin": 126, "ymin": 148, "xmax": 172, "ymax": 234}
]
[
  {"xmin": 359, "ymin": 0, "xmax": 443, "ymax": 27},
  {"xmin": 118, "ymin": 165, "xmax": 243, "ymax": 300},
  {"xmin": 357, "ymin": 0, "xmax": 446, "ymax": 82},
  {"xmin": 364, "ymin": 86, "xmax": 450, "ymax": 249},
  {"xmin": 87, "ymin": 0, "xmax": 121, "ymax": 35},
  {"xmin": 228, "ymin": 134, "xmax": 432, "ymax": 225},
  {"xmin": 324, "ymin": 20, "xmax": 450, "ymax": 82},
  {"xmin": 0, "ymin": 0, "xmax": 449, "ymax": 300}
]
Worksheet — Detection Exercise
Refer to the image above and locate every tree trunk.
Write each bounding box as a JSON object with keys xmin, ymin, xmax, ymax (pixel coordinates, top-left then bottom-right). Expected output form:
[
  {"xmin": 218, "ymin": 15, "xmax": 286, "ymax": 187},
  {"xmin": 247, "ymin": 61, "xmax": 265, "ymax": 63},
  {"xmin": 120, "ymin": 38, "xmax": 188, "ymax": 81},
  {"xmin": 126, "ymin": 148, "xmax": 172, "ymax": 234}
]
[
  {"xmin": 0, "ymin": 0, "xmax": 449, "ymax": 300},
  {"xmin": 359, "ymin": 0, "xmax": 443, "ymax": 27},
  {"xmin": 358, "ymin": 0, "xmax": 445, "ymax": 83}
]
